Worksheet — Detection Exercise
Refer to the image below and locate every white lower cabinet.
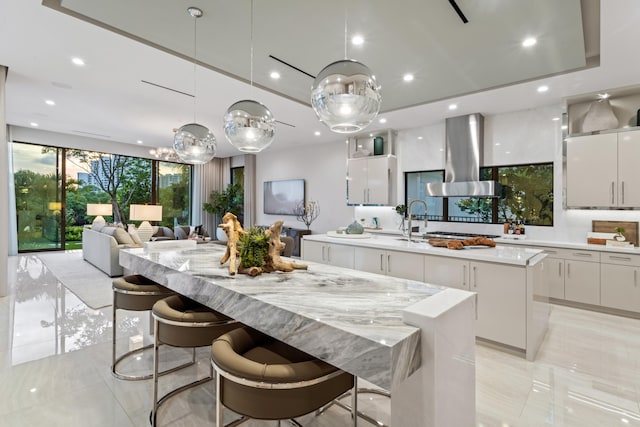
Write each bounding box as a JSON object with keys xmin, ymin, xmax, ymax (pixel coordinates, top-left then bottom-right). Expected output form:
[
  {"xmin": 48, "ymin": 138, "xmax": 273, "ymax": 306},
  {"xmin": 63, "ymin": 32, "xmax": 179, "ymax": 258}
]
[
  {"xmin": 354, "ymin": 247, "xmax": 424, "ymax": 281},
  {"xmin": 544, "ymin": 257, "xmax": 566, "ymax": 299},
  {"xmin": 470, "ymin": 261, "xmax": 526, "ymax": 349},
  {"xmin": 301, "ymin": 240, "xmax": 354, "ymax": 269},
  {"xmin": 600, "ymin": 253, "xmax": 640, "ymax": 313},
  {"xmin": 424, "ymin": 255, "xmax": 469, "ymax": 290},
  {"xmin": 563, "ymin": 259, "xmax": 600, "ymax": 305}
]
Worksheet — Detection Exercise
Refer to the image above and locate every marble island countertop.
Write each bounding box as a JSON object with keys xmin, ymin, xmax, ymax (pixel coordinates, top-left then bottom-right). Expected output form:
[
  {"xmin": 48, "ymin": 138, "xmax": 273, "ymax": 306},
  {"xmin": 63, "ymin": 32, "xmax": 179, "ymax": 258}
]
[
  {"xmin": 305, "ymin": 233, "xmax": 544, "ymax": 266},
  {"xmin": 119, "ymin": 243, "xmax": 473, "ymax": 391}
]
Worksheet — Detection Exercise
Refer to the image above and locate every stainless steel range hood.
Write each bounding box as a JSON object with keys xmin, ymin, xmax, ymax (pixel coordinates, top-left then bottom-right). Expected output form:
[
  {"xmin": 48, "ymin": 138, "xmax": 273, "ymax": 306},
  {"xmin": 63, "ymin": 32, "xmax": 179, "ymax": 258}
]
[{"xmin": 425, "ymin": 113, "xmax": 502, "ymax": 197}]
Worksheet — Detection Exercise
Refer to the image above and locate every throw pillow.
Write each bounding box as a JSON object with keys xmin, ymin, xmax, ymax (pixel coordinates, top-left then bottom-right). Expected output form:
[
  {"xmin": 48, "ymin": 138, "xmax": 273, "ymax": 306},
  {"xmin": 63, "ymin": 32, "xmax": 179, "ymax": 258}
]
[
  {"xmin": 129, "ymin": 230, "xmax": 142, "ymax": 245},
  {"xmin": 113, "ymin": 227, "xmax": 135, "ymax": 245},
  {"xmin": 92, "ymin": 223, "xmax": 105, "ymax": 232}
]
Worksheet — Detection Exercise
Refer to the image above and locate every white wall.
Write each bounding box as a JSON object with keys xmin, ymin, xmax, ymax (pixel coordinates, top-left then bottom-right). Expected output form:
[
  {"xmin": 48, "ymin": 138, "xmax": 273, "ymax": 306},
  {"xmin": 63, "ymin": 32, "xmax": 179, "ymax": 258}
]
[{"xmin": 255, "ymin": 139, "xmax": 353, "ymax": 233}]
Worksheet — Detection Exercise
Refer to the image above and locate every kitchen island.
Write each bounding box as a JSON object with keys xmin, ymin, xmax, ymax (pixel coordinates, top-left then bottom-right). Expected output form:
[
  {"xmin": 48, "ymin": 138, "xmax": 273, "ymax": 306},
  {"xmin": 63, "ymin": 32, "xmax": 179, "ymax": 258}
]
[
  {"xmin": 120, "ymin": 243, "xmax": 476, "ymax": 427},
  {"xmin": 302, "ymin": 234, "xmax": 549, "ymax": 360}
]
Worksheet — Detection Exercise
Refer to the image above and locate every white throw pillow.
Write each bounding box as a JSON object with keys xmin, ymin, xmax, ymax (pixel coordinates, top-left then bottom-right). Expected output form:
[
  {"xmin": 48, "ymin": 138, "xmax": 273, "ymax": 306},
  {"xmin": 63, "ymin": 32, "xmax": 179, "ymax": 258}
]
[{"xmin": 129, "ymin": 230, "xmax": 142, "ymax": 245}]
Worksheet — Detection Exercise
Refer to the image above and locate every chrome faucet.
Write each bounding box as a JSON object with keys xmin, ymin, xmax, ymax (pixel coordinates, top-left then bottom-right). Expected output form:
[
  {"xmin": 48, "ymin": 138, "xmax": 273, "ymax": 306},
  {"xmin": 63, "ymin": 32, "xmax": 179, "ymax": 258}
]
[{"xmin": 407, "ymin": 200, "xmax": 428, "ymax": 243}]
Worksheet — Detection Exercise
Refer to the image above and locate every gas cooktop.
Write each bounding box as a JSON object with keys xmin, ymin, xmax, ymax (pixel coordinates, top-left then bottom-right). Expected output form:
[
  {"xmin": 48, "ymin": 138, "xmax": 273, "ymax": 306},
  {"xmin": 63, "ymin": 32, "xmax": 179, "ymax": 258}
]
[{"xmin": 423, "ymin": 231, "xmax": 501, "ymax": 240}]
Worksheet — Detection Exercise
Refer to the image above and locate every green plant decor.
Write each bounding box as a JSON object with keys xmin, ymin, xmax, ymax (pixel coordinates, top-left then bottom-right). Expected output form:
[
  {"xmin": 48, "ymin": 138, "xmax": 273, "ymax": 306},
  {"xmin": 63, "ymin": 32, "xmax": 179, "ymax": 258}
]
[
  {"xmin": 614, "ymin": 227, "xmax": 626, "ymax": 234},
  {"xmin": 238, "ymin": 227, "xmax": 269, "ymax": 268},
  {"xmin": 203, "ymin": 183, "xmax": 244, "ymax": 218}
]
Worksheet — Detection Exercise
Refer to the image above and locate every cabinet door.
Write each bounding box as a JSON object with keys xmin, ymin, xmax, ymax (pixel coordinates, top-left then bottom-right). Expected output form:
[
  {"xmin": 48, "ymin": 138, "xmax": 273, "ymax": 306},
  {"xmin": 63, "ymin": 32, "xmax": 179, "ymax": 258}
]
[
  {"xmin": 544, "ymin": 258, "xmax": 565, "ymax": 299},
  {"xmin": 424, "ymin": 255, "xmax": 469, "ymax": 290},
  {"xmin": 365, "ymin": 156, "xmax": 391, "ymax": 205},
  {"xmin": 387, "ymin": 250, "xmax": 424, "ymax": 281},
  {"xmin": 301, "ymin": 240, "xmax": 327, "ymax": 264},
  {"xmin": 470, "ymin": 261, "xmax": 526, "ymax": 349},
  {"xmin": 600, "ymin": 263, "xmax": 640, "ymax": 312},
  {"xmin": 347, "ymin": 158, "xmax": 368, "ymax": 204},
  {"xmin": 354, "ymin": 247, "xmax": 386, "ymax": 274},
  {"xmin": 326, "ymin": 243, "xmax": 355, "ymax": 269},
  {"xmin": 566, "ymin": 134, "xmax": 618, "ymax": 207},
  {"xmin": 564, "ymin": 260, "xmax": 600, "ymax": 305},
  {"xmin": 618, "ymin": 130, "xmax": 640, "ymax": 207}
]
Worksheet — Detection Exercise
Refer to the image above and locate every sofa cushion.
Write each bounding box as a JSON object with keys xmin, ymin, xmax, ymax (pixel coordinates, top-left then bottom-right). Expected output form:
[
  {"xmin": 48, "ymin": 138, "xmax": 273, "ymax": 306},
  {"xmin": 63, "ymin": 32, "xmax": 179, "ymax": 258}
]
[
  {"xmin": 92, "ymin": 223, "xmax": 105, "ymax": 232},
  {"xmin": 101, "ymin": 226, "xmax": 135, "ymax": 245}
]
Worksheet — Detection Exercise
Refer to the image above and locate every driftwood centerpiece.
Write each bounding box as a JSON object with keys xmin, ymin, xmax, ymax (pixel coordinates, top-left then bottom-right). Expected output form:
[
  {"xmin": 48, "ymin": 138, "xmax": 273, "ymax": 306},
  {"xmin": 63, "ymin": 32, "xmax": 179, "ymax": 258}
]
[
  {"xmin": 218, "ymin": 214, "xmax": 307, "ymax": 276},
  {"xmin": 263, "ymin": 220, "xmax": 308, "ymax": 273}
]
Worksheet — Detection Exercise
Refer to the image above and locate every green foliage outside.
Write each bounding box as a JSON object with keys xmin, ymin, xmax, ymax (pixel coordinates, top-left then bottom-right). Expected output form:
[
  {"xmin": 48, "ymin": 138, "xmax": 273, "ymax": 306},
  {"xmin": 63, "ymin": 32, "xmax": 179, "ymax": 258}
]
[
  {"xmin": 454, "ymin": 164, "xmax": 553, "ymax": 225},
  {"xmin": 238, "ymin": 227, "xmax": 269, "ymax": 268},
  {"xmin": 157, "ymin": 163, "xmax": 191, "ymax": 227}
]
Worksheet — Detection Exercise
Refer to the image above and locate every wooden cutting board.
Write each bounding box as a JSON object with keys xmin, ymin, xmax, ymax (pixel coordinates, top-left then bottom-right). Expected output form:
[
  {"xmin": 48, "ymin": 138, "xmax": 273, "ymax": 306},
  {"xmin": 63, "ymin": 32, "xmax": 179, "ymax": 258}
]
[{"xmin": 592, "ymin": 220, "xmax": 639, "ymax": 246}]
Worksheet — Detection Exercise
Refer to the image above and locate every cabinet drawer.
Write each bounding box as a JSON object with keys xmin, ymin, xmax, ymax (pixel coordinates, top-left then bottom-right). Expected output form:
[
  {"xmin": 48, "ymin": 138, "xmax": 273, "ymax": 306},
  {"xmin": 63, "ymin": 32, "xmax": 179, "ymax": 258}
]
[
  {"xmin": 562, "ymin": 250, "xmax": 600, "ymax": 263},
  {"xmin": 601, "ymin": 252, "xmax": 640, "ymax": 267}
]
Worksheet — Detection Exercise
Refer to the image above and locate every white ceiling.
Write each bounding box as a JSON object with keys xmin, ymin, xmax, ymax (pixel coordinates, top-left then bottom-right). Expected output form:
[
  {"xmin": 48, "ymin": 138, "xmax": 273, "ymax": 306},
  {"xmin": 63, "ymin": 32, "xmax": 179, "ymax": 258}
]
[{"xmin": 1, "ymin": 0, "xmax": 640, "ymax": 158}]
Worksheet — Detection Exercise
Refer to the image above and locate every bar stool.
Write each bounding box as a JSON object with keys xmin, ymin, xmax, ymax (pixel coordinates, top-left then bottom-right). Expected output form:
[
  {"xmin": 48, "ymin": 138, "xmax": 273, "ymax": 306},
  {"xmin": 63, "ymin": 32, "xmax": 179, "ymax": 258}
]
[
  {"xmin": 112, "ymin": 274, "xmax": 178, "ymax": 380},
  {"xmin": 211, "ymin": 327, "xmax": 357, "ymax": 427},
  {"xmin": 151, "ymin": 294, "xmax": 239, "ymax": 426}
]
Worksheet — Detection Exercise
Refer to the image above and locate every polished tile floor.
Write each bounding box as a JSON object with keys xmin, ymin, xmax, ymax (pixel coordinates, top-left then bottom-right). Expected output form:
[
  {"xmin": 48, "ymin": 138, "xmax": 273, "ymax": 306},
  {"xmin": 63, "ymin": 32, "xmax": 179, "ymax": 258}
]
[{"xmin": 1, "ymin": 253, "xmax": 639, "ymax": 426}]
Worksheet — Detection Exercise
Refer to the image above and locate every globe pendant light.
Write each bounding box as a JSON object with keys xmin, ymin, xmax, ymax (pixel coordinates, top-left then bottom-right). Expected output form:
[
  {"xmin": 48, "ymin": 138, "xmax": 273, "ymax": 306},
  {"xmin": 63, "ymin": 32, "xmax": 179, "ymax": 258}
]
[
  {"xmin": 173, "ymin": 7, "xmax": 216, "ymax": 164},
  {"xmin": 311, "ymin": 6, "xmax": 381, "ymax": 134},
  {"xmin": 224, "ymin": 0, "xmax": 276, "ymax": 153},
  {"xmin": 223, "ymin": 100, "xmax": 275, "ymax": 153},
  {"xmin": 311, "ymin": 60, "xmax": 381, "ymax": 133}
]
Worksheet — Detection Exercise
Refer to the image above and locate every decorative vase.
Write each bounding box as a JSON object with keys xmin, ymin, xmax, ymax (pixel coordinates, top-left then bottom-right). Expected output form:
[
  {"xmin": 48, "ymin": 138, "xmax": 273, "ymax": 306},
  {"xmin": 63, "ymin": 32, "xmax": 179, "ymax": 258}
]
[
  {"xmin": 615, "ymin": 234, "xmax": 626, "ymax": 242},
  {"xmin": 216, "ymin": 227, "xmax": 228, "ymax": 242},
  {"xmin": 582, "ymin": 99, "xmax": 618, "ymax": 132}
]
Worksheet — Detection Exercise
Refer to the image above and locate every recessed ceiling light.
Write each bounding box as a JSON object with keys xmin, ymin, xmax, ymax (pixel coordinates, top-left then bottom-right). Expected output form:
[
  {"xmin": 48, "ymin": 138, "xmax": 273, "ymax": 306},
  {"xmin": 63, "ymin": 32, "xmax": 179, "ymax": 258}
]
[
  {"xmin": 351, "ymin": 35, "xmax": 364, "ymax": 45},
  {"xmin": 417, "ymin": 136, "xmax": 423, "ymax": 140},
  {"xmin": 314, "ymin": 131, "xmax": 321, "ymax": 136},
  {"xmin": 561, "ymin": 125, "xmax": 568, "ymax": 130},
  {"xmin": 439, "ymin": 148, "xmax": 444, "ymax": 152},
  {"xmin": 597, "ymin": 93, "xmax": 610, "ymax": 99},
  {"xmin": 505, "ymin": 151, "xmax": 511, "ymax": 154},
  {"xmin": 552, "ymin": 117, "xmax": 560, "ymax": 121},
  {"xmin": 522, "ymin": 37, "xmax": 537, "ymax": 47},
  {"xmin": 379, "ymin": 118, "xmax": 387, "ymax": 124},
  {"xmin": 71, "ymin": 57, "xmax": 85, "ymax": 66},
  {"xmin": 137, "ymin": 140, "xmax": 143, "ymax": 144},
  {"xmin": 403, "ymin": 74, "xmax": 414, "ymax": 82},
  {"xmin": 270, "ymin": 71, "xmax": 280, "ymax": 79},
  {"xmin": 495, "ymin": 143, "xmax": 501, "ymax": 146},
  {"xmin": 448, "ymin": 104, "xmax": 457, "ymax": 110},
  {"xmin": 30, "ymin": 122, "xmax": 39, "ymax": 127},
  {"xmin": 537, "ymin": 85, "xmax": 549, "ymax": 93},
  {"xmin": 45, "ymin": 100, "xmax": 55, "ymax": 106}
]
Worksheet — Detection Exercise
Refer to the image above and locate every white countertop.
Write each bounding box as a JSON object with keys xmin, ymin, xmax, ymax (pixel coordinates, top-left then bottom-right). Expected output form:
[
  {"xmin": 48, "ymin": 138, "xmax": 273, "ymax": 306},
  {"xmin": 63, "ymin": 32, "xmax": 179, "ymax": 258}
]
[
  {"xmin": 495, "ymin": 237, "xmax": 640, "ymax": 254},
  {"xmin": 304, "ymin": 233, "xmax": 544, "ymax": 266}
]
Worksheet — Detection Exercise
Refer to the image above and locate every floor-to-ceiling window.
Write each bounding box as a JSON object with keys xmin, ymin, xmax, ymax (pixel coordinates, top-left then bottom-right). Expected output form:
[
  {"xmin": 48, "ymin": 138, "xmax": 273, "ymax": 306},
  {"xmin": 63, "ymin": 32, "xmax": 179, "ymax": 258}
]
[
  {"xmin": 13, "ymin": 141, "xmax": 192, "ymax": 252},
  {"xmin": 13, "ymin": 143, "xmax": 63, "ymax": 251},
  {"xmin": 157, "ymin": 161, "xmax": 191, "ymax": 227}
]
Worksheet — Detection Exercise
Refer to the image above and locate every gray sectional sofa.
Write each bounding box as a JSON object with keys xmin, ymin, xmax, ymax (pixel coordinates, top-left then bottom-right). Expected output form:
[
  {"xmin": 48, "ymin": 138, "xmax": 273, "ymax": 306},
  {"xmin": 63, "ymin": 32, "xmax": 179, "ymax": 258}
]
[{"xmin": 82, "ymin": 224, "xmax": 140, "ymax": 277}]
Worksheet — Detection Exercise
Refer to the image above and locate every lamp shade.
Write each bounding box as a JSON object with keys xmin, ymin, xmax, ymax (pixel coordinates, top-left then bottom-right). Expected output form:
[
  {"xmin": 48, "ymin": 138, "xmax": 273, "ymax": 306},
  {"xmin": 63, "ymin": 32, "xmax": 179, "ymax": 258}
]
[
  {"xmin": 129, "ymin": 204, "xmax": 163, "ymax": 221},
  {"xmin": 311, "ymin": 59, "xmax": 381, "ymax": 133},
  {"xmin": 87, "ymin": 203, "xmax": 112, "ymax": 216},
  {"xmin": 48, "ymin": 202, "xmax": 62, "ymax": 211}
]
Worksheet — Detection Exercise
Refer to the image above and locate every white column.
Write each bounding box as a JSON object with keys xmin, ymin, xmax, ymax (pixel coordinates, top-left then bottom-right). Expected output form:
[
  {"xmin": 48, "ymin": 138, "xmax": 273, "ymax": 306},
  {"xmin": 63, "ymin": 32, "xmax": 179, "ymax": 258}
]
[
  {"xmin": 391, "ymin": 289, "xmax": 476, "ymax": 427},
  {"xmin": 0, "ymin": 66, "xmax": 9, "ymax": 297}
]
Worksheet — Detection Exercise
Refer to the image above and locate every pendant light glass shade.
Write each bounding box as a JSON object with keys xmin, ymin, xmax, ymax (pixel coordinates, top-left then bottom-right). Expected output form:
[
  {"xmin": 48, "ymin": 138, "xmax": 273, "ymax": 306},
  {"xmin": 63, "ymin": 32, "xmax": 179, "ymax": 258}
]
[
  {"xmin": 311, "ymin": 59, "xmax": 381, "ymax": 133},
  {"xmin": 223, "ymin": 100, "xmax": 276, "ymax": 153},
  {"xmin": 173, "ymin": 123, "xmax": 216, "ymax": 164}
]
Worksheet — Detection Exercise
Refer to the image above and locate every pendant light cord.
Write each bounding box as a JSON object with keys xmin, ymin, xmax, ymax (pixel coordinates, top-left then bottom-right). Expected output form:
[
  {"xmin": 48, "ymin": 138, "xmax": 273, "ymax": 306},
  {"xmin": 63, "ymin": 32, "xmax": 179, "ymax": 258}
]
[
  {"xmin": 250, "ymin": 0, "xmax": 254, "ymax": 97},
  {"xmin": 193, "ymin": 14, "xmax": 197, "ymax": 123},
  {"xmin": 344, "ymin": 5, "xmax": 348, "ymax": 59}
]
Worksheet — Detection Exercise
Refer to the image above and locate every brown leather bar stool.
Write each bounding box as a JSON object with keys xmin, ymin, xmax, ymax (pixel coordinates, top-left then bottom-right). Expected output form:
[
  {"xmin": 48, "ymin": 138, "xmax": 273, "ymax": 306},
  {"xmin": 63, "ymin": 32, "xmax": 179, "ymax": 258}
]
[
  {"xmin": 150, "ymin": 294, "xmax": 240, "ymax": 426},
  {"xmin": 112, "ymin": 274, "xmax": 179, "ymax": 380},
  {"xmin": 211, "ymin": 327, "xmax": 357, "ymax": 427}
]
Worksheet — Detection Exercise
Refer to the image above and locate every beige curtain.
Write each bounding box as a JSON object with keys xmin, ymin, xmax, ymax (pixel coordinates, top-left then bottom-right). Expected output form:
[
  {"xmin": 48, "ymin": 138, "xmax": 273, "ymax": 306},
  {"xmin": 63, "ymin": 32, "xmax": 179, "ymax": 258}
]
[
  {"xmin": 192, "ymin": 157, "xmax": 230, "ymax": 235},
  {"xmin": 243, "ymin": 154, "xmax": 256, "ymax": 227}
]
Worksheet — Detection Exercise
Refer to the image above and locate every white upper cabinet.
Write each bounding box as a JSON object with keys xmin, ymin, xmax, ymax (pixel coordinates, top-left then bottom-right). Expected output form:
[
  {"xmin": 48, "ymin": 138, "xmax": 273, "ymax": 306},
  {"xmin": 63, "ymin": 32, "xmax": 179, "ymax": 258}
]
[
  {"xmin": 566, "ymin": 129, "xmax": 640, "ymax": 208},
  {"xmin": 347, "ymin": 155, "xmax": 397, "ymax": 205}
]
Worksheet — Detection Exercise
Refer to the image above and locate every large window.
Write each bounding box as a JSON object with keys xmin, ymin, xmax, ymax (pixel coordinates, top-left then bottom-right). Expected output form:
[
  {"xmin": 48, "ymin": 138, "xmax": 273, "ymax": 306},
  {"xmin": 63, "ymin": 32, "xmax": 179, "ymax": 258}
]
[
  {"xmin": 13, "ymin": 143, "xmax": 63, "ymax": 251},
  {"xmin": 404, "ymin": 170, "xmax": 444, "ymax": 220},
  {"xmin": 13, "ymin": 142, "xmax": 192, "ymax": 252},
  {"xmin": 406, "ymin": 162, "xmax": 553, "ymax": 226}
]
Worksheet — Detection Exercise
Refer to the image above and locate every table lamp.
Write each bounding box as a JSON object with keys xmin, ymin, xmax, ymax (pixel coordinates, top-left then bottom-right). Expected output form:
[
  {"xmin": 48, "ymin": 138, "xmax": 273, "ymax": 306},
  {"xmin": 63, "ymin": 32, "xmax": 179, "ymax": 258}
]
[
  {"xmin": 129, "ymin": 204, "xmax": 163, "ymax": 242},
  {"xmin": 87, "ymin": 203, "xmax": 112, "ymax": 226}
]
